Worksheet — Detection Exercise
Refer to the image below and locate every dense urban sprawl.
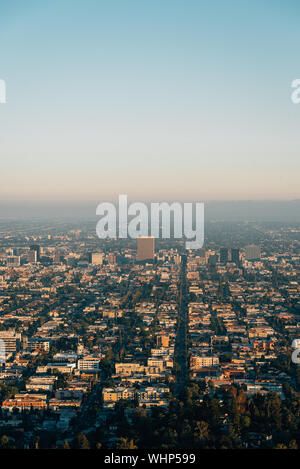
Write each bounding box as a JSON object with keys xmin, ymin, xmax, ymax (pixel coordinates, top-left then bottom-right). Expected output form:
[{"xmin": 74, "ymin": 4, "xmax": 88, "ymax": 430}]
[{"xmin": 0, "ymin": 221, "xmax": 299, "ymax": 449}]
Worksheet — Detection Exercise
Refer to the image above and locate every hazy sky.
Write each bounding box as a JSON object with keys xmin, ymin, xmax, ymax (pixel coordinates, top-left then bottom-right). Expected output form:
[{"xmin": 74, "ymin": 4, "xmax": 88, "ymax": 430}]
[{"xmin": 0, "ymin": 0, "xmax": 299, "ymax": 201}]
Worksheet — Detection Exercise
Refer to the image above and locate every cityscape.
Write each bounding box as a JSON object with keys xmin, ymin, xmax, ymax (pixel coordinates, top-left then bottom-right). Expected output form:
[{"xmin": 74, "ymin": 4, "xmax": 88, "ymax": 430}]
[
  {"xmin": 0, "ymin": 219, "xmax": 299, "ymax": 449},
  {"xmin": 1, "ymin": 0, "xmax": 300, "ymax": 457}
]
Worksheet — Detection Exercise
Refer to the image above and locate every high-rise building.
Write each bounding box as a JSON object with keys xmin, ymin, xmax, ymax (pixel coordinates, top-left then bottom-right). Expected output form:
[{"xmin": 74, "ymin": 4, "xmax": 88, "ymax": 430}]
[
  {"xmin": 136, "ymin": 236, "xmax": 155, "ymax": 261},
  {"xmin": 206, "ymin": 250, "xmax": 218, "ymax": 265},
  {"xmin": 231, "ymin": 248, "xmax": 240, "ymax": 264},
  {"xmin": 198, "ymin": 248, "xmax": 206, "ymax": 258},
  {"xmin": 30, "ymin": 244, "xmax": 40, "ymax": 262},
  {"xmin": 28, "ymin": 250, "xmax": 38, "ymax": 263},
  {"xmin": 245, "ymin": 244, "xmax": 261, "ymax": 260},
  {"xmin": 91, "ymin": 253, "xmax": 103, "ymax": 265},
  {"xmin": 205, "ymin": 250, "xmax": 216, "ymax": 264},
  {"xmin": 220, "ymin": 248, "xmax": 229, "ymax": 263}
]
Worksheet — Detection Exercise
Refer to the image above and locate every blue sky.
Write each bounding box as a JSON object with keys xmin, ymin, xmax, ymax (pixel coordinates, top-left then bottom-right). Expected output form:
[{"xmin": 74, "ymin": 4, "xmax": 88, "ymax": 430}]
[{"xmin": 0, "ymin": 0, "xmax": 299, "ymax": 200}]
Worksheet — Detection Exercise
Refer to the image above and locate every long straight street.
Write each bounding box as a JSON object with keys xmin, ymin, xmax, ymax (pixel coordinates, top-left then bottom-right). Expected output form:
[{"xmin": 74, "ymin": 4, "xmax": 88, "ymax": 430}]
[{"xmin": 174, "ymin": 254, "xmax": 189, "ymax": 397}]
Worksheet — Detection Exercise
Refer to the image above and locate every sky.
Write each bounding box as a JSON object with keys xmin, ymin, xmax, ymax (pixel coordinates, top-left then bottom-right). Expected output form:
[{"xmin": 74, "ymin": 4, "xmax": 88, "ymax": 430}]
[{"xmin": 0, "ymin": 0, "xmax": 299, "ymax": 201}]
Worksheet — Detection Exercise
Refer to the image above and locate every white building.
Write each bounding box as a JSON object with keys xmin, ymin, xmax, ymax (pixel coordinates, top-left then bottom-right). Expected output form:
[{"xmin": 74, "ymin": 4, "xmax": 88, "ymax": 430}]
[{"xmin": 77, "ymin": 356, "xmax": 100, "ymax": 370}]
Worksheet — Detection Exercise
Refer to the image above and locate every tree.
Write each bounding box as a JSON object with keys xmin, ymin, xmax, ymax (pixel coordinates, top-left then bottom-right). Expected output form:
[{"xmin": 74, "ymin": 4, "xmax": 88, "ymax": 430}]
[
  {"xmin": 117, "ymin": 437, "xmax": 137, "ymax": 449},
  {"xmin": 34, "ymin": 436, "xmax": 40, "ymax": 449},
  {"xmin": 76, "ymin": 433, "xmax": 90, "ymax": 449},
  {"xmin": 275, "ymin": 443, "xmax": 288, "ymax": 449},
  {"xmin": 194, "ymin": 421, "xmax": 209, "ymax": 444},
  {"xmin": 0, "ymin": 435, "xmax": 10, "ymax": 448},
  {"xmin": 289, "ymin": 440, "xmax": 298, "ymax": 449},
  {"xmin": 241, "ymin": 415, "xmax": 251, "ymax": 428},
  {"xmin": 0, "ymin": 435, "xmax": 15, "ymax": 449}
]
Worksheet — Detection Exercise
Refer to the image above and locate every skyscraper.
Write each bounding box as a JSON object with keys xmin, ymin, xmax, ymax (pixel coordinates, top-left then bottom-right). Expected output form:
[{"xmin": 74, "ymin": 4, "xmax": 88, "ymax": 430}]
[
  {"xmin": 30, "ymin": 245, "xmax": 40, "ymax": 262},
  {"xmin": 28, "ymin": 250, "xmax": 38, "ymax": 263},
  {"xmin": 136, "ymin": 236, "xmax": 155, "ymax": 261},
  {"xmin": 220, "ymin": 248, "xmax": 229, "ymax": 263},
  {"xmin": 231, "ymin": 248, "xmax": 240, "ymax": 265}
]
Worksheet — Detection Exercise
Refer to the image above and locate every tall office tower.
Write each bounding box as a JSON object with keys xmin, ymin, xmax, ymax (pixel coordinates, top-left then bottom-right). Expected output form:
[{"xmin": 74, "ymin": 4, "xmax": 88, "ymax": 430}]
[
  {"xmin": 220, "ymin": 247, "xmax": 229, "ymax": 263},
  {"xmin": 30, "ymin": 244, "xmax": 40, "ymax": 262},
  {"xmin": 208, "ymin": 254, "xmax": 218, "ymax": 266},
  {"xmin": 91, "ymin": 252, "xmax": 103, "ymax": 265},
  {"xmin": 206, "ymin": 250, "xmax": 218, "ymax": 265},
  {"xmin": 198, "ymin": 248, "xmax": 206, "ymax": 258},
  {"xmin": 136, "ymin": 236, "xmax": 155, "ymax": 261},
  {"xmin": 28, "ymin": 249, "xmax": 38, "ymax": 263},
  {"xmin": 245, "ymin": 244, "xmax": 261, "ymax": 260},
  {"xmin": 205, "ymin": 250, "xmax": 215, "ymax": 263},
  {"xmin": 231, "ymin": 248, "xmax": 240, "ymax": 264}
]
